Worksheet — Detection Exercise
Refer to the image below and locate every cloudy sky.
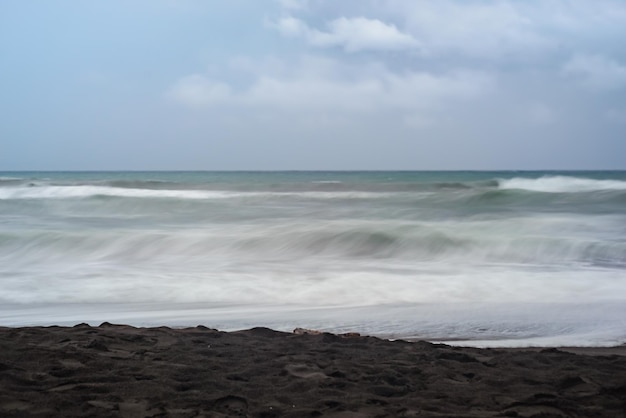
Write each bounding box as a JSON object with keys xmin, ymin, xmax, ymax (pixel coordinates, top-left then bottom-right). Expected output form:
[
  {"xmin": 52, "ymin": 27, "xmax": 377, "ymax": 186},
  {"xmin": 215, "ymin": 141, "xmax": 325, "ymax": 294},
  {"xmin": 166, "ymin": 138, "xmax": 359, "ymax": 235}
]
[{"xmin": 1, "ymin": 0, "xmax": 625, "ymax": 170}]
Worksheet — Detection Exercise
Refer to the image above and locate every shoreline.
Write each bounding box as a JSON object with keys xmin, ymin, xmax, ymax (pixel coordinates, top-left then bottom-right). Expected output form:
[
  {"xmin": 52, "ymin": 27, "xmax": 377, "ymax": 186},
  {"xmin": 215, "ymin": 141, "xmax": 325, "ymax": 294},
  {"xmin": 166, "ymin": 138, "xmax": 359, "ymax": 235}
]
[
  {"xmin": 1, "ymin": 324, "xmax": 625, "ymax": 417},
  {"xmin": 4, "ymin": 301, "xmax": 624, "ymax": 349}
]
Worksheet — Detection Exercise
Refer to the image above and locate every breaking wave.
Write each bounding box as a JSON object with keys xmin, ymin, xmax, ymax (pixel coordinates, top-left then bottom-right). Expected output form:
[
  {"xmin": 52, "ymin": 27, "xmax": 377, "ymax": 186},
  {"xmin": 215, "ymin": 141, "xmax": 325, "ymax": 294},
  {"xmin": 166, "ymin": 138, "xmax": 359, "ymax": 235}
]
[
  {"xmin": 0, "ymin": 184, "xmax": 398, "ymax": 201},
  {"xmin": 0, "ymin": 185, "xmax": 234, "ymax": 200},
  {"xmin": 498, "ymin": 176, "xmax": 626, "ymax": 193},
  {"xmin": 2, "ymin": 221, "xmax": 624, "ymax": 268}
]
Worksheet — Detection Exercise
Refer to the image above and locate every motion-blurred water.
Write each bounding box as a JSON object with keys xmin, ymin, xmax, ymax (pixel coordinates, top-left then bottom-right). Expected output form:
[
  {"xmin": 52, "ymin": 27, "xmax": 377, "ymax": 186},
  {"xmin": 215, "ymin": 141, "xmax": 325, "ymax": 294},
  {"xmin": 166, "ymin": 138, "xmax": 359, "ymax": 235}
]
[{"xmin": 1, "ymin": 171, "xmax": 625, "ymax": 346}]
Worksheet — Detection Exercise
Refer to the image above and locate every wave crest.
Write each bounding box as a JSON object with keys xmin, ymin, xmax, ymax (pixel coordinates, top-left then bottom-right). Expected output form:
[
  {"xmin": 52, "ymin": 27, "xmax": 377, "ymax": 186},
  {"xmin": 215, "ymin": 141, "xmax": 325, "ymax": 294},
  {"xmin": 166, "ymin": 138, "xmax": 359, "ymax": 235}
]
[
  {"xmin": 498, "ymin": 176, "xmax": 626, "ymax": 193},
  {"xmin": 0, "ymin": 185, "xmax": 232, "ymax": 200},
  {"xmin": 3, "ymin": 224, "xmax": 624, "ymax": 267}
]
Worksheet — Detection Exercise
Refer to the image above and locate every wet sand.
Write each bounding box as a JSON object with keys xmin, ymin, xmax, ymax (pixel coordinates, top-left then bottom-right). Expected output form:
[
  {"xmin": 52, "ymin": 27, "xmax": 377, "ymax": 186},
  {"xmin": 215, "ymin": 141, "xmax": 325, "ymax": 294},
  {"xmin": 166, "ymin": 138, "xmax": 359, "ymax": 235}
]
[{"xmin": 1, "ymin": 324, "xmax": 625, "ymax": 417}]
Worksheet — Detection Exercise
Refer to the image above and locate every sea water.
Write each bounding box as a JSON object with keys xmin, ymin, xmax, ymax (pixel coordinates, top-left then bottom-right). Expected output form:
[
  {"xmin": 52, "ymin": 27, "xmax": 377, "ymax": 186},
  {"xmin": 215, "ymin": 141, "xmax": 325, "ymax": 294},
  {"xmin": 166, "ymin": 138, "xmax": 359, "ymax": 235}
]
[{"xmin": 1, "ymin": 171, "xmax": 625, "ymax": 347}]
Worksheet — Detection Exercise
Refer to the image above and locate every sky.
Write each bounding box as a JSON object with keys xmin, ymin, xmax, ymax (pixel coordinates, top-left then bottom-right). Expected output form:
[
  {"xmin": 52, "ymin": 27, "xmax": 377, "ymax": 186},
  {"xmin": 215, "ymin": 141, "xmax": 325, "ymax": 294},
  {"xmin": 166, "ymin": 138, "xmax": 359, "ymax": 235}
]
[{"xmin": 1, "ymin": 0, "xmax": 625, "ymax": 170}]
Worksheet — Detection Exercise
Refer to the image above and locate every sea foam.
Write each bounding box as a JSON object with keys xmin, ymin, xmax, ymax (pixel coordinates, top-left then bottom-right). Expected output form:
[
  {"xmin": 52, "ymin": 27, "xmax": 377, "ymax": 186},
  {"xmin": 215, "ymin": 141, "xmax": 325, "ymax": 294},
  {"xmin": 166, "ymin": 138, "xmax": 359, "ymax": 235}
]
[{"xmin": 498, "ymin": 175, "xmax": 626, "ymax": 193}]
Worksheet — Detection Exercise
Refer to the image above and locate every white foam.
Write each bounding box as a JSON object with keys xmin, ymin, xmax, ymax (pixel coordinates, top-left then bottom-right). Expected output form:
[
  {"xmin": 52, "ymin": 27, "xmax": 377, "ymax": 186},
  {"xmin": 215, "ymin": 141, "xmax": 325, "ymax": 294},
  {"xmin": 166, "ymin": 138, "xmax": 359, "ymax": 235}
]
[
  {"xmin": 0, "ymin": 185, "xmax": 392, "ymax": 201},
  {"xmin": 0, "ymin": 185, "xmax": 236, "ymax": 200},
  {"xmin": 2, "ymin": 248, "xmax": 624, "ymax": 306},
  {"xmin": 498, "ymin": 176, "xmax": 626, "ymax": 193}
]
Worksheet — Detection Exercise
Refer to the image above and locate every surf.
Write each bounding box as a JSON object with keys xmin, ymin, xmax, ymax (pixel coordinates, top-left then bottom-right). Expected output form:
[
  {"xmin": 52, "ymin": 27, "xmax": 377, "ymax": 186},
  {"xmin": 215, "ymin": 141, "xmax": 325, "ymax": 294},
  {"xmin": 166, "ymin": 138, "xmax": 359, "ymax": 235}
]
[
  {"xmin": 1, "ymin": 170, "xmax": 625, "ymax": 346},
  {"xmin": 498, "ymin": 175, "xmax": 626, "ymax": 193}
]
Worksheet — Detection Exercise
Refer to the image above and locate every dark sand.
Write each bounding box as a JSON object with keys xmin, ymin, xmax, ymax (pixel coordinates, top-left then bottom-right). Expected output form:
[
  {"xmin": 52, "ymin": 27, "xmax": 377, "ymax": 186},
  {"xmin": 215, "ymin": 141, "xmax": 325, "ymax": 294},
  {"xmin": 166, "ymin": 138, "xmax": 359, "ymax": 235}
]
[{"xmin": 1, "ymin": 324, "xmax": 625, "ymax": 417}]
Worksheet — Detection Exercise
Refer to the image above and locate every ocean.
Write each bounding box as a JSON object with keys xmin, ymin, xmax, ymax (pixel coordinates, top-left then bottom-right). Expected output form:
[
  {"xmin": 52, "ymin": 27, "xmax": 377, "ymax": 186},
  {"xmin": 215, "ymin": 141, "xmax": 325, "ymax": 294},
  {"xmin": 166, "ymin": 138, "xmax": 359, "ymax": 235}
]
[{"xmin": 1, "ymin": 171, "xmax": 625, "ymax": 347}]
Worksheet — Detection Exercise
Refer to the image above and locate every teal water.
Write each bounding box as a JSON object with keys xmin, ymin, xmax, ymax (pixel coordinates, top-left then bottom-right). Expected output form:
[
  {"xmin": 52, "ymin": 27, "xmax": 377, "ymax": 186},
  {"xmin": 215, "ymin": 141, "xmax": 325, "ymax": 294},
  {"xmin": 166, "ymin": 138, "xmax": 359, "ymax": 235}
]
[{"xmin": 1, "ymin": 171, "xmax": 625, "ymax": 346}]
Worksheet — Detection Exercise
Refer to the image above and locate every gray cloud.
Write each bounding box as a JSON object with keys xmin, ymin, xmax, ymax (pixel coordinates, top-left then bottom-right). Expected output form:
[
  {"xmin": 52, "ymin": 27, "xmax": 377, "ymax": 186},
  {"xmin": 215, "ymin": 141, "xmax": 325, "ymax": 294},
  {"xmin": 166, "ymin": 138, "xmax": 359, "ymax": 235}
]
[
  {"xmin": 158, "ymin": 0, "xmax": 626, "ymax": 169},
  {"xmin": 5, "ymin": 1, "xmax": 622, "ymax": 170},
  {"xmin": 563, "ymin": 54, "xmax": 626, "ymax": 90},
  {"xmin": 168, "ymin": 55, "xmax": 492, "ymax": 125}
]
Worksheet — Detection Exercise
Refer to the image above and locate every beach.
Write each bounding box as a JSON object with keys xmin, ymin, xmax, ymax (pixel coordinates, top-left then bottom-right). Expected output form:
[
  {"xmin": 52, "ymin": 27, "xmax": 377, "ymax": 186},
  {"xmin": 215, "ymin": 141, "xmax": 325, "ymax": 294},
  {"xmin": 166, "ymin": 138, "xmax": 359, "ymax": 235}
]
[
  {"xmin": 1, "ymin": 324, "xmax": 625, "ymax": 417},
  {"xmin": 1, "ymin": 171, "xmax": 626, "ymax": 416}
]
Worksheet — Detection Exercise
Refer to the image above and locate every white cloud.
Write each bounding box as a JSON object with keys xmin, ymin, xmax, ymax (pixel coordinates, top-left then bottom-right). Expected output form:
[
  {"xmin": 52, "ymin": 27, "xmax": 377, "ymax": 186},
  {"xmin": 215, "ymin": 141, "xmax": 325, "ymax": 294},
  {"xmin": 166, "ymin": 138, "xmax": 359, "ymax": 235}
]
[
  {"xmin": 274, "ymin": 1, "xmax": 626, "ymax": 58},
  {"xmin": 563, "ymin": 54, "xmax": 626, "ymax": 90},
  {"xmin": 387, "ymin": 0, "xmax": 555, "ymax": 57},
  {"xmin": 168, "ymin": 56, "xmax": 492, "ymax": 119},
  {"xmin": 308, "ymin": 17, "xmax": 420, "ymax": 52},
  {"xmin": 272, "ymin": 16, "xmax": 420, "ymax": 52}
]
